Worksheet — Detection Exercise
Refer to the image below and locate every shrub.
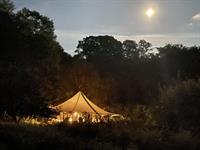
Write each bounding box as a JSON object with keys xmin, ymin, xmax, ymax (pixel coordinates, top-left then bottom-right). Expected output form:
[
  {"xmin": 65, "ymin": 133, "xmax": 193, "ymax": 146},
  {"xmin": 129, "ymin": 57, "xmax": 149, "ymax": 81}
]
[{"xmin": 156, "ymin": 79, "xmax": 200, "ymax": 132}]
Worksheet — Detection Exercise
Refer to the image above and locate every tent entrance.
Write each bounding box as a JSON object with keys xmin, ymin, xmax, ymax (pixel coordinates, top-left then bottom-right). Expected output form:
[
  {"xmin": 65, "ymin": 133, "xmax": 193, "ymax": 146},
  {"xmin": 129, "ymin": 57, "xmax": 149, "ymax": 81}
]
[
  {"xmin": 53, "ymin": 91, "xmax": 115, "ymax": 123},
  {"xmin": 58, "ymin": 111, "xmax": 102, "ymax": 123}
]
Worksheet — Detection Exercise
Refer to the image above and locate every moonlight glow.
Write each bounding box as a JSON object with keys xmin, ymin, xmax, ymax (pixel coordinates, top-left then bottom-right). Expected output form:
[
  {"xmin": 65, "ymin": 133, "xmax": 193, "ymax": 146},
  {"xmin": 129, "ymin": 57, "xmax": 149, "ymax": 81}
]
[{"xmin": 146, "ymin": 8, "xmax": 155, "ymax": 18}]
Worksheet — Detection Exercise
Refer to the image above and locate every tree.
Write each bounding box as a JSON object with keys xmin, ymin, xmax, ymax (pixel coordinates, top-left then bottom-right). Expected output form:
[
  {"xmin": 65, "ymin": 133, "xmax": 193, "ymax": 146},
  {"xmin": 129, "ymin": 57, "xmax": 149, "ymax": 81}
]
[
  {"xmin": 158, "ymin": 44, "xmax": 200, "ymax": 81},
  {"xmin": 0, "ymin": 2, "xmax": 64, "ymax": 119},
  {"xmin": 155, "ymin": 79, "xmax": 200, "ymax": 132},
  {"xmin": 64, "ymin": 61, "xmax": 117, "ymax": 105},
  {"xmin": 0, "ymin": 0, "xmax": 14, "ymax": 14},
  {"xmin": 122, "ymin": 39, "xmax": 152, "ymax": 59},
  {"xmin": 0, "ymin": 67, "xmax": 54, "ymax": 121},
  {"xmin": 138, "ymin": 40, "xmax": 152, "ymax": 58},
  {"xmin": 75, "ymin": 35, "xmax": 123, "ymax": 61},
  {"xmin": 122, "ymin": 40, "xmax": 138, "ymax": 59}
]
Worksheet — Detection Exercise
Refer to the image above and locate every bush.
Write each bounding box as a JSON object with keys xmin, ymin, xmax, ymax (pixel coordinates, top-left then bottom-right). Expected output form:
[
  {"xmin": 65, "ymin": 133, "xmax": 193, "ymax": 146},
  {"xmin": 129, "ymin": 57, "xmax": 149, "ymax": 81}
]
[{"xmin": 156, "ymin": 79, "xmax": 200, "ymax": 132}]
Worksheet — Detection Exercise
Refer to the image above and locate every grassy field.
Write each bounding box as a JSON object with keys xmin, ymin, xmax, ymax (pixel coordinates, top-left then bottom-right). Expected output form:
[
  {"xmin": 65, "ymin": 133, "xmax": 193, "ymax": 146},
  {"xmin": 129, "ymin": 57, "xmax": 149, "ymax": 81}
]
[{"xmin": 0, "ymin": 121, "xmax": 199, "ymax": 150}]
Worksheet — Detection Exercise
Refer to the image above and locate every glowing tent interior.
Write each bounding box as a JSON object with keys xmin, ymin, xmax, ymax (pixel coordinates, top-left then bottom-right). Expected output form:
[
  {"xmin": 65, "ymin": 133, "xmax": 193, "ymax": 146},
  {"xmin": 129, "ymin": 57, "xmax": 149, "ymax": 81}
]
[{"xmin": 52, "ymin": 91, "xmax": 121, "ymax": 123}]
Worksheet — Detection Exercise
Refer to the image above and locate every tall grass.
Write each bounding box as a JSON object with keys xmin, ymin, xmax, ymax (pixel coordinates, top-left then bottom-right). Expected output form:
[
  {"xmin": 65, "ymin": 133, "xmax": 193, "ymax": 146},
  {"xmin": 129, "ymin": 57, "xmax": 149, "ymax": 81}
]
[{"xmin": 1, "ymin": 120, "xmax": 199, "ymax": 150}]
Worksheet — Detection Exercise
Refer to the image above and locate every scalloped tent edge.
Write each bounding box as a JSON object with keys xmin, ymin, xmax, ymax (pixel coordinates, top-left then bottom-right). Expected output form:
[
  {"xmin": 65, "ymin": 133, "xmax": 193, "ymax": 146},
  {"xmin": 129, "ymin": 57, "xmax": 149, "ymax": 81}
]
[{"xmin": 54, "ymin": 91, "xmax": 116, "ymax": 117}]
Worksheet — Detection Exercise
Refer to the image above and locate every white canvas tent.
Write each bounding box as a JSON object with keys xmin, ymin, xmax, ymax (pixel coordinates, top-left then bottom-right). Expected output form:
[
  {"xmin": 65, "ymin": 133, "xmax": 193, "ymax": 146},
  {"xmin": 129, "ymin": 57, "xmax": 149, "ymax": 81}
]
[{"xmin": 53, "ymin": 91, "xmax": 117, "ymax": 123}]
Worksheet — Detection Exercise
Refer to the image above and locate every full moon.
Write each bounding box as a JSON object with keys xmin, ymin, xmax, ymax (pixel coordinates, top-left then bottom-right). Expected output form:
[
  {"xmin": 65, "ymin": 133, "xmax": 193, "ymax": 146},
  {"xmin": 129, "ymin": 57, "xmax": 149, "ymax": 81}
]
[{"xmin": 146, "ymin": 8, "xmax": 155, "ymax": 18}]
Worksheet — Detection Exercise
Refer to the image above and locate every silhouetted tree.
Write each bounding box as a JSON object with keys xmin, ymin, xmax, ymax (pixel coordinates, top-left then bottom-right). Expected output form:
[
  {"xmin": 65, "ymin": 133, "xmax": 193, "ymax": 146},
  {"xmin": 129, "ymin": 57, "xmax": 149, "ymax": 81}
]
[
  {"xmin": 138, "ymin": 39, "xmax": 152, "ymax": 58},
  {"xmin": 0, "ymin": 1, "xmax": 64, "ymax": 119},
  {"xmin": 0, "ymin": 0, "xmax": 14, "ymax": 14},
  {"xmin": 158, "ymin": 44, "xmax": 200, "ymax": 82},
  {"xmin": 75, "ymin": 35, "xmax": 123, "ymax": 61},
  {"xmin": 122, "ymin": 40, "xmax": 138, "ymax": 59}
]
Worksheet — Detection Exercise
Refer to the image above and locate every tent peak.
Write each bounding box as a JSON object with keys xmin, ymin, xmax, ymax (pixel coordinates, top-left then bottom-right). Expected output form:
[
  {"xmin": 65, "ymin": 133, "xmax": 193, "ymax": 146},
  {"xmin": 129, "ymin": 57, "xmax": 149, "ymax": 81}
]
[{"xmin": 55, "ymin": 91, "xmax": 113, "ymax": 115}]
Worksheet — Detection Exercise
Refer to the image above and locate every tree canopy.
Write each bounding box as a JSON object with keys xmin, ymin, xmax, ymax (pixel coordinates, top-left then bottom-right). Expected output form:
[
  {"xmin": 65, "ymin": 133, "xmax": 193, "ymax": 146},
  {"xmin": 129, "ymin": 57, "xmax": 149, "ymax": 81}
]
[{"xmin": 0, "ymin": 0, "xmax": 64, "ymax": 119}]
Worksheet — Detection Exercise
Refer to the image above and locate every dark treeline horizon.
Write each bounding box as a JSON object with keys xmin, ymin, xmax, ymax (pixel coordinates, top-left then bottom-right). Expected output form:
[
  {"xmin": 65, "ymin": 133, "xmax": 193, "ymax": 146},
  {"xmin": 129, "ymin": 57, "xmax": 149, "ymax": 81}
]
[{"xmin": 1, "ymin": 0, "xmax": 200, "ymax": 125}]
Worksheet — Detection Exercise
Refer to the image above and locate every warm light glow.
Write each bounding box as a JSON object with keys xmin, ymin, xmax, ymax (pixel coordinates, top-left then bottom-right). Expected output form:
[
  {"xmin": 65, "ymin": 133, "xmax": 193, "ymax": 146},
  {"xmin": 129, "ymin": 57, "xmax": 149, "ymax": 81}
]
[
  {"xmin": 68, "ymin": 117, "xmax": 73, "ymax": 123},
  {"xmin": 74, "ymin": 112, "xmax": 77, "ymax": 116},
  {"xmin": 146, "ymin": 8, "xmax": 155, "ymax": 17}
]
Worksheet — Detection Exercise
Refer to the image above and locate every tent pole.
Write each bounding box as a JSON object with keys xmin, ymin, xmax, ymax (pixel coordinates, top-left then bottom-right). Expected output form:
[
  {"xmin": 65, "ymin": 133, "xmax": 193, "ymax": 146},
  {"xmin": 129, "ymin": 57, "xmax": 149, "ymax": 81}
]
[{"xmin": 81, "ymin": 92, "xmax": 102, "ymax": 118}]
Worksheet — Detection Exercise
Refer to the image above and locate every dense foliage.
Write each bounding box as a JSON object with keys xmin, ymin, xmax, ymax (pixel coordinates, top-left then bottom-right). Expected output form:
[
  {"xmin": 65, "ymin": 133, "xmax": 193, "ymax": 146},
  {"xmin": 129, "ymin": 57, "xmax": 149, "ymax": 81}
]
[
  {"xmin": 1, "ymin": 122, "xmax": 200, "ymax": 150},
  {"xmin": 0, "ymin": 0, "xmax": 63, "ymax": 120},
  {"xmin": 155, "ymin": 79, "xmax": 200, "ymax": 132}
]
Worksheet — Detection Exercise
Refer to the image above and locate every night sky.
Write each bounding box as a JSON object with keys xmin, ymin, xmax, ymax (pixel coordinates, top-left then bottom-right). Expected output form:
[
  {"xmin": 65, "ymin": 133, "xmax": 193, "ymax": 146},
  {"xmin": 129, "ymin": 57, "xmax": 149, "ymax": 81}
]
[{"xmin": 13, "ymin": 0, "xmax": 200, "ymax": 54}]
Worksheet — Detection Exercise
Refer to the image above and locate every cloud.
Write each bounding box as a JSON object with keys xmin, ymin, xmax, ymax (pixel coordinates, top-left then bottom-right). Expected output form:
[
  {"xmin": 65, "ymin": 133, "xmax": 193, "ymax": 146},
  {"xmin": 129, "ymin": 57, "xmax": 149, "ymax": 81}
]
[
  {"xmin": 115, "ymin": 33, "xmax": 200, "ymax": 48},
  {"xmin": 188, "ymin": 23, "xmax": 193, "ymax": 26},
  {"xmin": 192, "ymin": 12, "xmax": 200, "ymax": 21},
  {"xmin": 54, "ymin": 29, "xmax": 200, "ymax": 55}
]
